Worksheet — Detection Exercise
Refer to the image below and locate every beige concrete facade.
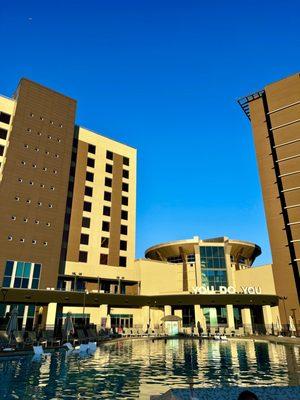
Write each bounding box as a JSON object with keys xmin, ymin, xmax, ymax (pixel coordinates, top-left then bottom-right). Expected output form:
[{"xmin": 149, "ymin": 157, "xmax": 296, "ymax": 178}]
[
  {"xmin": 242, "ymin": 73, "xmax": 300, "ymax": 325},
  {"xmin": 0, "ymin": 78, "xmax": 280, "ymax": 335}
]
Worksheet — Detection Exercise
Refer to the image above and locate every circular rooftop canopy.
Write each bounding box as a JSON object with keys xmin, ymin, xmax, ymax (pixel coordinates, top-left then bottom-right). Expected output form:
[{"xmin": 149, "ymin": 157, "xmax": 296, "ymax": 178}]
[{"xmin": 145, "ymin": 236, "xmax": 261, "ymax": 266}]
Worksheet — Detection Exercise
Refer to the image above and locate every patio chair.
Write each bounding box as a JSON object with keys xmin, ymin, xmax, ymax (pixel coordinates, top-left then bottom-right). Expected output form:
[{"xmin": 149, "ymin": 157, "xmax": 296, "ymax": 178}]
[
  {"xmin": 43, "ymin": 331, "xmax": 61, "ymax": 347},
  {"xmin": 87, "ymin": 328, "xmax": 100, "ymax": 342},
  {"xmin": 0, "ymin": 331, "xmax": 12, "ymax": 350},
  {"xmin": 210, "ymin": 327, "xmax": 216, "ymax": 336},
  {"xmin": 225, "ymin": 327, "xmax": 234, "ymax": 337},
  {"xmin": 77, "ymin": 329, "xmax": 89, "ymax": 344},
  {"xmin": 29, "ymin": 331, "xmax": 47, "ymax": 347},
  {"xmin": 14, "ymin": 332, "xmax": 25, "ymax": 349}
]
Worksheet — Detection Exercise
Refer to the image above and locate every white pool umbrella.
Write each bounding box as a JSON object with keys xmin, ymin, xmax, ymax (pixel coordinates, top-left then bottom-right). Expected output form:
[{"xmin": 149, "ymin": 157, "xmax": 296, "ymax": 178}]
[
  {"xmin": 289, "ymin": 316, "xmax": 296, "ymax": 335},
  {"xmin": 63, "ymin": 312, "xmax": 74, "ymax": 342},
  {"xmin": 6, "ymin": 308, "xmax": 18, "ymax": 344}
]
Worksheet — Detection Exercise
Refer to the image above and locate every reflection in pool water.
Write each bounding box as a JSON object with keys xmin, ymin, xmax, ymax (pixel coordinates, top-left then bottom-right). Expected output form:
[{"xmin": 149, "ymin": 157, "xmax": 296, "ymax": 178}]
[{"xmin": 0, "ymin": 339, "xmax": 299, "ymax": 399}]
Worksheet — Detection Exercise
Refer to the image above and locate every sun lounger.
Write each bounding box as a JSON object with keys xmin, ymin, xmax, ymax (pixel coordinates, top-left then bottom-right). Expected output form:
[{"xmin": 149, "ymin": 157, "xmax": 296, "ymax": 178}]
[
  {"xmin": 63, "ymin": 342, "xmax": 74, "ymax": 351},
  {"xmin": 33, "ymin": 345, "xmax": 51, "ymax": 358},
  {"xmin": 88, "ymin": 341, "xmax": 97, "ymax": 351},
  {"xmin": 43, "ymin": 331, "xmax": 60, "ymax": 347}
]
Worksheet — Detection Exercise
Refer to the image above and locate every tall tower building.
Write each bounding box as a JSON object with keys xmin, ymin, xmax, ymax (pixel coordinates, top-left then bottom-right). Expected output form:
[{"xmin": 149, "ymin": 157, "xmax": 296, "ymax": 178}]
[
  {"xmin": 239, "ymin": 73, "xmax": 300, "ymax": 324},
  {"xmin": 0, "ymin": 78, "xmax": 136, "ymax": 301}
]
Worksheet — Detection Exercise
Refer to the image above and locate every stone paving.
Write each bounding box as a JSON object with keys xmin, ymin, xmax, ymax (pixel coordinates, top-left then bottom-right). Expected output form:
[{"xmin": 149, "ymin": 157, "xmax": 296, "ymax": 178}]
[{"xmin": 150, "ymin": 386, "xmax": 300, "ymax": 399}]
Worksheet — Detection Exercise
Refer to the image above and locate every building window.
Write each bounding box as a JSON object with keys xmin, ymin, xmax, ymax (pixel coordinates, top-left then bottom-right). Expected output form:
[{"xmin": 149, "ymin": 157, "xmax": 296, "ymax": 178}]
[
  {"xmin": 88, "ymin": 144, "xmax": 96, "ymax": 154},
  {"xmin": 102, "ymin": 221, "xmax": 110, "ymax": 232},
  {"xmin": 80, "ymin": 233, "xmax": 89, "ymax": 245},
  {"xmin": 122, "ymin": 196, "xmax": 128, "ymax": 206},
  {"xmin": 101, "ymin": 237, "xmax": 109, "ymax": 248},
  {"xmin": 0, "ymin": 128, "xmax": 8, "ymax": 140},
  {"xmin": 0, "ymin": 112, "xmax": 11, "ymax": 124},
  {"xmin": 104, "ymin": 191, "xmax": 111, "ymax": 202},
  {"xmin": 121, "ymin": 210, "xmax": 128, "ymax": 220},
  {"xmin": 103, "ymin": 206, "xmax": 111, "ymax": 216},
  {"xmin": 120, "ymin": 240, "xmax": 127, "ymax": 251},
  {"xmin": 79, "ymin": 251, "xmax": 88, "ymax": 263},
  {"xmin": 83, "ymin": 201, "xmax": 92, "ymax": 212},
  {"xmin": 87, "ymin": 157, "xmax": 95, "ymax": 168},
  {"xmin": 119, "ymin": 256, "xmax": 127, "ymax": 267},
  {"xmin": 106, "ymin": 150, "xmax": 113, "ymax": 160},
  {"xmin": 106, "ymin": 164, "xmax": 113, "ymax": 174},
  {"xmin": 85, "ymin": 186, "xmax": 93, "ymax": 197},
  {"xmin": 100, "ymin": 253, "xmax": 108, "ymax": 265},
  {"xmin": 120, "ymin": 225, "xmax": 128, "ymax": 235},
  {"xmin": 200, "ymin": 246, "xmax": 227, "ymax": 290},
  {"xmin": 123, "ymin": 156, "xmax": 129, "ymax": 166},
  {"xmin": 122, "ymin": 182, "xmax": 129, "ymax": 192},
  {"xmin": 2, "ymin": 260, "xmax": 14, "ymax": 287},
  {"xmin": 105, "ymin": 177, "xmax": 112, "ymax": 187},
  {"xmin": 14, "ymin": 261, "xmax": 31, "ymax": 288},
  {"xmin": 86, "ymin": 171, "xmax": 94, "ymax": 182},
  {"xmin": 82, "ymin": 217, "xmax": 90, "ymax": 228},
  {"xmin": 123, "ymin": 169, "xmax": 129, "ymax": 179}
]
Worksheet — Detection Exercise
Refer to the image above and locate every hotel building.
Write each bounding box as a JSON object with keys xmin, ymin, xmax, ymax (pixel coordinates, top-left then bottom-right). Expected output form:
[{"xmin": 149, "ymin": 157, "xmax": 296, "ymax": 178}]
[
  {"xmin": 0, "ymin": 79, "xmax": 279, "ymax": 334},
  {"xmin": 239, "ymin": 73, "xmax": 300, "ymax": 325}
]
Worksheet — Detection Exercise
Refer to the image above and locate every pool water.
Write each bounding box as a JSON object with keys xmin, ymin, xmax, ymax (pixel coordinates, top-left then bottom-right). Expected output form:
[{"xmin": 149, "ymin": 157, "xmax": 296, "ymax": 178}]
[{"xmin": 0, "ymin": 339, "xmax": 299, "ymax": 399}]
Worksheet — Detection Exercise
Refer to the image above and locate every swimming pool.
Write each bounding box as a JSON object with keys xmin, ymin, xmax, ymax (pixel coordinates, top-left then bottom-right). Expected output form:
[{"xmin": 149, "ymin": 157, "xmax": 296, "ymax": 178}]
[{"xmin": 0, "ymin": 339, "xmax": 299, "ymax": 399}]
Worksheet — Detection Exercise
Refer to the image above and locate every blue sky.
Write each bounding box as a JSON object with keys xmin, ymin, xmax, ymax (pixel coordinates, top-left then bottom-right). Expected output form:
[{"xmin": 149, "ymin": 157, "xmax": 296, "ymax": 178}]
[{"xmin": 1, "ymin": 1, "xmax": 300, "ymax": 264}]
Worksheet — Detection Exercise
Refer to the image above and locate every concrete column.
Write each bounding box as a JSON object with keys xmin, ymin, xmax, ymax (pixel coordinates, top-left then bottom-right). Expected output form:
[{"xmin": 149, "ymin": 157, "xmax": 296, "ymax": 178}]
[
  {"xmin": 194, "ymin": 305, "xmax": 207, "ymax": 331},
  {"xmin": 174, "ymin": 309, "xmax": 182, "ymax": 319},
  {"xmin": 226, "ymin": 304, "xmax": 235, "ymax": 330},
  {"xmin": 241, "ymin": 308, "xmax": 252, "ymax": 334},
  {"xmin": 164, "ymin": 305, "xmax": 172, "ymax": 316},
  {"xmin": 89, "ymin": 306, "xmax": 106, "ymax": 328},
  {"xmin": 45, "ymin": 303, "xmax": 57, "ymax": 330},
  {"xmin": 263, "ymin": 305, "xmax": 273, "ymax": 334}
]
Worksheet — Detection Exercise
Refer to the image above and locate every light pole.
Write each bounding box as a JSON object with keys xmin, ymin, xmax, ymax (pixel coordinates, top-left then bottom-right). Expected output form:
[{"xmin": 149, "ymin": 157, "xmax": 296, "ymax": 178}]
[
  {"xmin": 97, "ymin": 276, "xmax": 100, "ymax": 293},
  {"xmin": 83, "ymin": 290, "xmax": 89, "ymax": 326},
  {"xmin": 116, "ymin": 276, "xmax": 125, "ymax": 294}
]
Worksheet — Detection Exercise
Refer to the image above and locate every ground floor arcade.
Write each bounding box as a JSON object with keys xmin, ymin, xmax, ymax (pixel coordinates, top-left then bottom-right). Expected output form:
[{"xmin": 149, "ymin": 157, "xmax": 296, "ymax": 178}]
[{"xmin": 0, "ymin": 288, "xmax": 280, "ymax": 335}]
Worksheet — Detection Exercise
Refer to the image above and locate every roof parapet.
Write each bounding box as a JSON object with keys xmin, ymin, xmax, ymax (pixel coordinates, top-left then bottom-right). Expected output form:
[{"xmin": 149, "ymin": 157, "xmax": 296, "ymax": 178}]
[{"xmin": 237, "ymin": 90, "xmax": 264, "ymax": 120}]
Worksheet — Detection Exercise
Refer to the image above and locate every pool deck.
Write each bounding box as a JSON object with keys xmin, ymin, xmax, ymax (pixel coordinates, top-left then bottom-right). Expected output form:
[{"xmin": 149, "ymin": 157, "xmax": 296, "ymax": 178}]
[
  {"xmin": 0, "ymin": 334, "xmax": 298, "ymax": 358},
  {"xmin": 150, "ymin": 386, "xmax": 300, "ymax": 400}
]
